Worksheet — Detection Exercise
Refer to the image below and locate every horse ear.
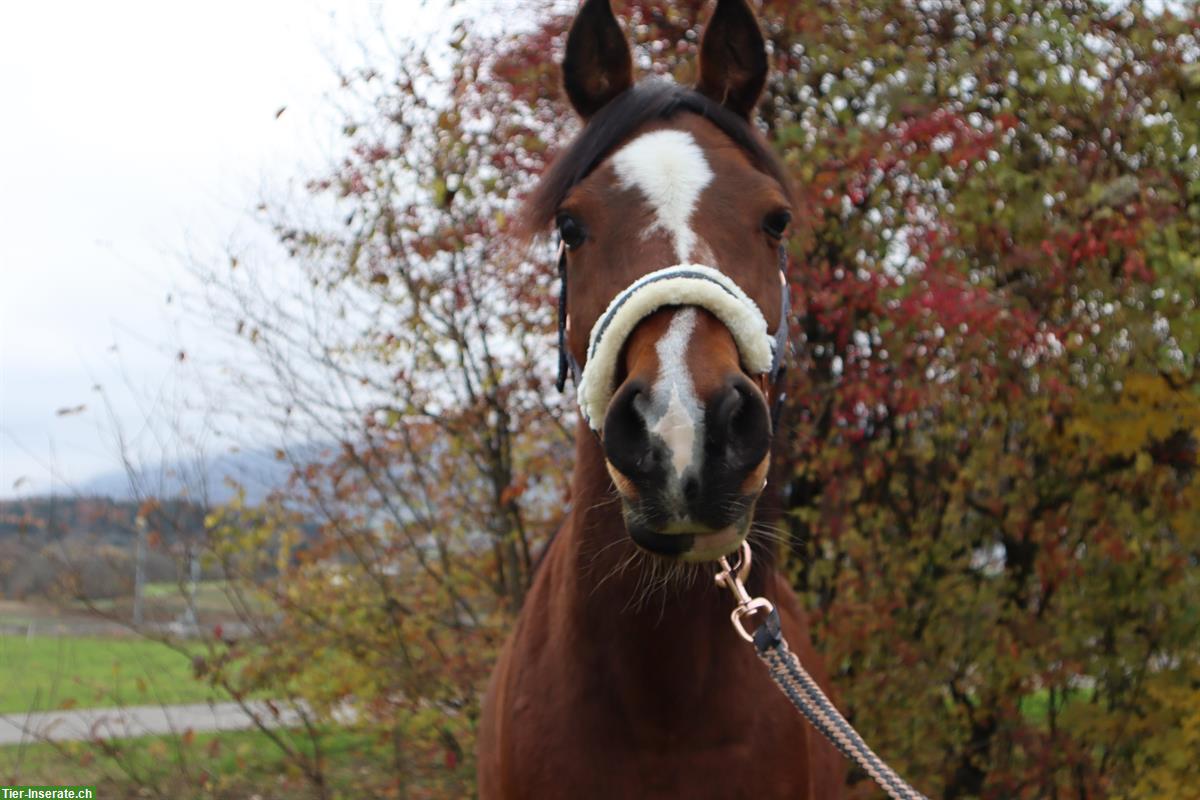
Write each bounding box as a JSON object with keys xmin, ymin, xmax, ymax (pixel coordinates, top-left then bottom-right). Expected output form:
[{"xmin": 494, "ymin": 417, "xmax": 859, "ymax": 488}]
[
  {"xmin": 696, "ymin": 0, "xmax": 768, "ymax": 118},
  {"xmin": 562, "ymin": 0, "xmax": 634, "ymax": 119}
]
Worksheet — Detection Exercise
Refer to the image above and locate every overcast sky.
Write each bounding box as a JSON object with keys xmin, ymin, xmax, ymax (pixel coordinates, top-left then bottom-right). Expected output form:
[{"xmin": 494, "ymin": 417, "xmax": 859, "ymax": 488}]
[{"xmin": 0, "ymin": 0, "xmax": 461, "ymax": 497}]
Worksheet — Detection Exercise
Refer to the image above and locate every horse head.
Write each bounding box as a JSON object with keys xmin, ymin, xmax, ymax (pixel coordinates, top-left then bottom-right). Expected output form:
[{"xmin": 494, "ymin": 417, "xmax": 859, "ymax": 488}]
[{"xmin": 524, "ymin": 0, "xmax": 793, "ymax": 563}]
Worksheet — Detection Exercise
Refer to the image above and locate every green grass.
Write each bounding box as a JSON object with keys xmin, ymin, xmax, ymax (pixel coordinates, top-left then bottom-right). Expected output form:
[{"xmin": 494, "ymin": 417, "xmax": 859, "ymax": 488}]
[
  {"xmin": 0, "ymin": 635, "xmax": 228, "ymax": 714},
  {"xmin": 1, "ymin": 726, "xmax": 397, "ymax": 799}
]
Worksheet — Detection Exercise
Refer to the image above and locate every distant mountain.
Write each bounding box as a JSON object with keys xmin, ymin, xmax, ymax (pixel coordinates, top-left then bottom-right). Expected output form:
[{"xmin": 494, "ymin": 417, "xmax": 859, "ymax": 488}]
[{"xmin": 78, "ymin": 443, "xmax": 330, "ymax": 505}]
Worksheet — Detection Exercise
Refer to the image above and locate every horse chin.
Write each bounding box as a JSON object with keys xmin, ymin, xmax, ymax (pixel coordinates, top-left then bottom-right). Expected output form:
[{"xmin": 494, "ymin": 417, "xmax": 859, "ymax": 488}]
[
  {"xmin": 624, "ymin": 513, "xmax": 750, "ymax": 562},
  {"xmin": 678, "ymin": 523, "xmax": 749, "ymax": 562}
]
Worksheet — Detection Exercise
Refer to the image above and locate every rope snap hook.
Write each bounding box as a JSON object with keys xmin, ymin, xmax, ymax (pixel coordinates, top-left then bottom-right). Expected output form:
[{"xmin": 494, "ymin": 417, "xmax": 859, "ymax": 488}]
[{"xmin": 714, "ymin": 541, "xmax": 775, "ymax": 643}]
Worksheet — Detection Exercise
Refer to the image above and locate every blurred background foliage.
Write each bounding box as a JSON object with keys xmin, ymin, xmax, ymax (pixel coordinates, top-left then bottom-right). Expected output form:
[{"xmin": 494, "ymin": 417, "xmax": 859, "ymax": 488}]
[
  {"xmin": 16, "ymin": 1, "xmax": 1195, "ymax": 798},
  {"xmin": 218, "ymin": 1, "xmax": 1197, "ymax": 797}
]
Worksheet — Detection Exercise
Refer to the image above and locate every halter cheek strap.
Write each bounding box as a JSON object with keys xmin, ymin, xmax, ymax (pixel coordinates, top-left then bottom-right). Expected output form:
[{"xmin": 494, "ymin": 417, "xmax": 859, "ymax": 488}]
[
  {"xmin": 556, "ymin": 241, "xmax": 583, "ymax": 394},
  {"xmin": 555, "ymin": 243, "xmax": 792, "ymax": 431}
]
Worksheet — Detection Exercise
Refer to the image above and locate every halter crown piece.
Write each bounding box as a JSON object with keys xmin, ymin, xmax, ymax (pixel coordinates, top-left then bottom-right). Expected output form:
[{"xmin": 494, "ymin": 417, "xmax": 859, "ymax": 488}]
[{"xmin": 555, "ymin": 244, "xmax": 791, "ymax": 431}]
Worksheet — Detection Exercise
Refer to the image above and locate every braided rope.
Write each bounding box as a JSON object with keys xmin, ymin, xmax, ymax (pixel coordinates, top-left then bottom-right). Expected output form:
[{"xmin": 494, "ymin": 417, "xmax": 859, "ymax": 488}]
[{"xmin": 753, "ymin": 612, "xmax": 928, "ymax": 800}]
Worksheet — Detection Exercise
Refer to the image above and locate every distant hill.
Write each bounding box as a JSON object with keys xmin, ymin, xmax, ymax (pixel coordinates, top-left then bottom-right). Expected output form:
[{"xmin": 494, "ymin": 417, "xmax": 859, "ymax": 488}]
[
  {"xmin": 77, "ymin": 451, "xmax": 278, "ymax": 505},
  {"xmin": 0, "ymin": 495, "xmax": 204, "ymax": 546},
  {"xmin": 77, "ymin": 443, "xmax": 330, "ymax": 505},
  {"xmin": 0, "ymin": 446, "xmax": 333, "ymax": 596}
]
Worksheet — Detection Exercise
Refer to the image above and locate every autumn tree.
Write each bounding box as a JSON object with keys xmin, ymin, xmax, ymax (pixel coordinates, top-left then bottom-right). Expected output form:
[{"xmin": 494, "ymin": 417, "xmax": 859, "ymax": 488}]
[
  {"xmin": 177, "ymin": 7, "xmax": 578, "ymax": 795},
  {"xmin": 753, "ymin": 2, "xmax": 1200, "ymax": 797}
]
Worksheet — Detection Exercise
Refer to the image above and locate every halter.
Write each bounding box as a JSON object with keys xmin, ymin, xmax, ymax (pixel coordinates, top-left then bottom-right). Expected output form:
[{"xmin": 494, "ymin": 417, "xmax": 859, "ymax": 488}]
[{"xmin": 554, "ymin": 242, "xmax": 791, "ymax": 430}]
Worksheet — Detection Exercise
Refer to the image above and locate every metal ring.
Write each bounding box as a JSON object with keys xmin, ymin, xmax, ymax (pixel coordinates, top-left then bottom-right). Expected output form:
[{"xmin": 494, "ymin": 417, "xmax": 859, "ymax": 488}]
[{"xmin": 730, "ymin": 597, "xmax": 775, "ymax": 643}]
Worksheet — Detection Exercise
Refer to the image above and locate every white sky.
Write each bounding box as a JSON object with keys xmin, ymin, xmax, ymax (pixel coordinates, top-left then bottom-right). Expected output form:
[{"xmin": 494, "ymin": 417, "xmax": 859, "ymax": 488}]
[{"xmin": 0, "ymin": 0, "xmax": 456, "ymax": 496}]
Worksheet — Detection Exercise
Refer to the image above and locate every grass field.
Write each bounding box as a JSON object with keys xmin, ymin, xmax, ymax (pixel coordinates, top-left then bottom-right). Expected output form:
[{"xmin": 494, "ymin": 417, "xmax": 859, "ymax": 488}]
[
  {"xmin": 0, "ymin": 635, "xmax": 228, "ymax": 714},
  {"xmin": 0, "ymin": 726, "xmax": 391, "ymax": 798}
]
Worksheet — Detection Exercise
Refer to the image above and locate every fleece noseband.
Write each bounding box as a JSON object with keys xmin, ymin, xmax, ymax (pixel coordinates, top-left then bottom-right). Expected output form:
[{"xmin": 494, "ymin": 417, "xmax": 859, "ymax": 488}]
[{"xmin": 556, "ymin": 244, "xmax": 790, "ymax": 431}]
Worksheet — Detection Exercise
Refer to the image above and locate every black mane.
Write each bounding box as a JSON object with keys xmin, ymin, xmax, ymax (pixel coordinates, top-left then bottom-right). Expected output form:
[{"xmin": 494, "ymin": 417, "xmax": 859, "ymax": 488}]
[{"xmin": 522, "ymin": 81, "xmax": 791, "ymax": 235}]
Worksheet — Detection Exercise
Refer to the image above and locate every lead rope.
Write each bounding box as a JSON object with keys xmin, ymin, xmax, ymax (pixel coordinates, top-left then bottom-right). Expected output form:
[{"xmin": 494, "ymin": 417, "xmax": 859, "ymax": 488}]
[{"xmin": 715, "ymin": 543, "xmax": 928, "ymax": 800}]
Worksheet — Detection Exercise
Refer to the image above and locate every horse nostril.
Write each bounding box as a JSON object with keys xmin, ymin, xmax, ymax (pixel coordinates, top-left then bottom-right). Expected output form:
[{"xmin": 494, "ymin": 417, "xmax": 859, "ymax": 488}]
[
  {"xmin": 714, "ymin": 383, "xmax": 746, "ymax": 434},
  {"xmin": 682, "ymin": 473, "xmax": 700, "ymax": 503},
  {"xmin": 709, "ymin": 378, "xmax": 771, "ymax": 475},
  {"xmin": 604, "ymin": 380, "xmax": 655, "ymax": 479}
]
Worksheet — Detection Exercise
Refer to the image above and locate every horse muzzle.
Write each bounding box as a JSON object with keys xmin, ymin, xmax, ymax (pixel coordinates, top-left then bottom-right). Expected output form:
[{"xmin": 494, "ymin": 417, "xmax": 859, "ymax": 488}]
[
  {"xmin": 602, "ymin": 364, "xmax": 771, "ymax": 560},
  {"xmin": 577, "ymin": 264, "xmax": 780, "ymax": 561}
]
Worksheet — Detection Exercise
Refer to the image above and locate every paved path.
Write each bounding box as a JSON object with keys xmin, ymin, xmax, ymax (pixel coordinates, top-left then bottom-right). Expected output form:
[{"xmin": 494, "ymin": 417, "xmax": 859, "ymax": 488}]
[{"xmin": 0, "ymin": 701, "xmax": 303, "ymax": 746}]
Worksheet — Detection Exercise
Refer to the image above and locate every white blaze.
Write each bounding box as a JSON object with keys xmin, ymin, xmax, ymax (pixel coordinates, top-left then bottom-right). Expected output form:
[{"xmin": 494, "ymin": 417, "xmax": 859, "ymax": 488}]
[
  {"xmin": 648, "ymin": 308, "xmax": 702, "ymax": 479},
  {"xmin": 611, "ymin": 129, "xmax": 714, "ymax": 263}
]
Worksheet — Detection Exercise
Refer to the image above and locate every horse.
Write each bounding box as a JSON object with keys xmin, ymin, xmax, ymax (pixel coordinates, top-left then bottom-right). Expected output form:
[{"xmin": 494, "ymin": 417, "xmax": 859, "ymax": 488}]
[{"xmin": 478, "ymin": 1, "xmax": 847, "ymax": 797}]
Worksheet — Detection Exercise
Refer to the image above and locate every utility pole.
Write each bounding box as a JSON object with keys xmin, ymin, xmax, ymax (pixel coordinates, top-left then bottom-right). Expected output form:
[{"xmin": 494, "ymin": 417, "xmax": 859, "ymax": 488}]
[
  {"xmin": 133, "ymin": 514, "xmax": 146, "ymax": 627},
  {"xmin": 186, "ymin": 544, "xmax": 200, "ymax": 634},
  {"xmin": 178, "ymin": 540, "xmax": 200, "ymax": 637}
]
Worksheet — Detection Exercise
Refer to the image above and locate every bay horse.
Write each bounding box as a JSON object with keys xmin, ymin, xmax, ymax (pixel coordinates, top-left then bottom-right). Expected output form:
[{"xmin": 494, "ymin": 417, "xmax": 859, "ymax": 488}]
[{"xmin": 478, "ymin": 1, "xmax": 847, "ymax": 796}]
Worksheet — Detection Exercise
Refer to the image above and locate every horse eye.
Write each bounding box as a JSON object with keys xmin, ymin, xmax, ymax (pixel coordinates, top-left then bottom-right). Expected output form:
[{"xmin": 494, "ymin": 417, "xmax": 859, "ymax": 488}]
[
  {"xmin": 762, "ymin": 210, "xmax": 792, "ymax": 240},
  {"xmin": 556, "ymin": 213, "xmax": 587, "ymax": 251}
]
